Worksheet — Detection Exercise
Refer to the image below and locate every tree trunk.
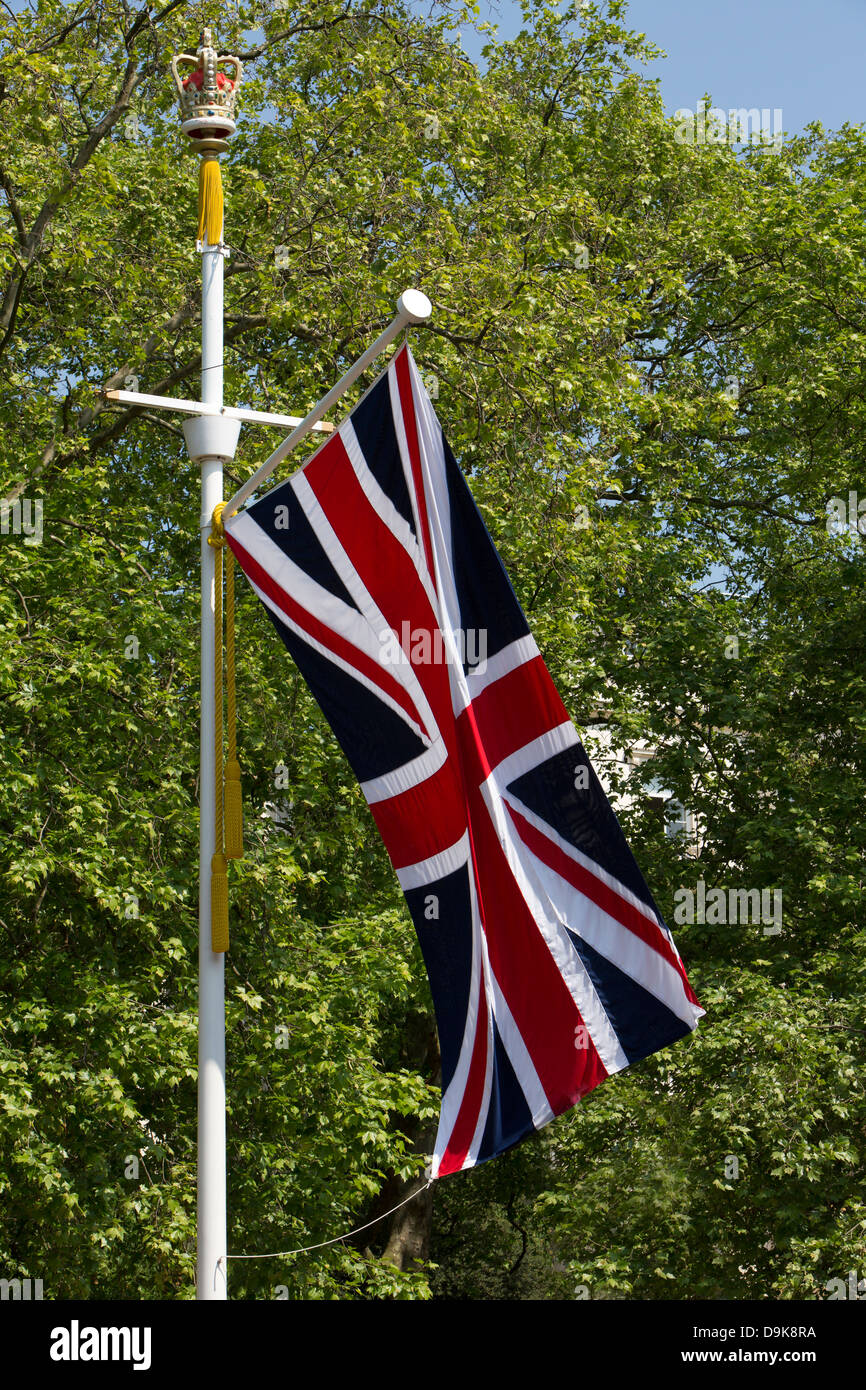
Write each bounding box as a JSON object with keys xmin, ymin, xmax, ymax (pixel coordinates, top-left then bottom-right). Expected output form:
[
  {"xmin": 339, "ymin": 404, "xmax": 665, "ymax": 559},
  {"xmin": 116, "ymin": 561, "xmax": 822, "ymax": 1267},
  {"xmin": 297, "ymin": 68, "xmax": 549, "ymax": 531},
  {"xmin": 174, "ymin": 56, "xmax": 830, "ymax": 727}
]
[{"xmin": 379, "ymin": 1019, "xmax": 441, "ymax": 1274}]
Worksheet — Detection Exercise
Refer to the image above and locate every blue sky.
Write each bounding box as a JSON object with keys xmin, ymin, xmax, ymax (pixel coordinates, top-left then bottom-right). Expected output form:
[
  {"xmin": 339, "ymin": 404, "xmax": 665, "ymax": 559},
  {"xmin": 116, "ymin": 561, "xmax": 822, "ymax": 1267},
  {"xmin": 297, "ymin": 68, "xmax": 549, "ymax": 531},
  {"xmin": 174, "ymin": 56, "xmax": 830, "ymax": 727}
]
[
  {"xmin": 456, "ymin": 0, "xmax": 865, "ymax": 136},
  {"xmin": 8, "ymin": 0, "xmax": 857, "ymax": 136}
]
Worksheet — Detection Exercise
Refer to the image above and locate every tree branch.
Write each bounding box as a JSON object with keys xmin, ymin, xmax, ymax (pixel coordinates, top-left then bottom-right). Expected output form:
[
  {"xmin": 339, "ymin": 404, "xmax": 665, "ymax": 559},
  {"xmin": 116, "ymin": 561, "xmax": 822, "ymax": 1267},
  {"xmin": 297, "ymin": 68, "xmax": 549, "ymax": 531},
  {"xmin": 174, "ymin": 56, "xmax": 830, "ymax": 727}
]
[
  {"xmin": 0, "ymin": 162, "xmax": 26, "ymax": 246},
  {"xmin": 0, "ymin": 47, "xmax": 157, "ymax": 358}
]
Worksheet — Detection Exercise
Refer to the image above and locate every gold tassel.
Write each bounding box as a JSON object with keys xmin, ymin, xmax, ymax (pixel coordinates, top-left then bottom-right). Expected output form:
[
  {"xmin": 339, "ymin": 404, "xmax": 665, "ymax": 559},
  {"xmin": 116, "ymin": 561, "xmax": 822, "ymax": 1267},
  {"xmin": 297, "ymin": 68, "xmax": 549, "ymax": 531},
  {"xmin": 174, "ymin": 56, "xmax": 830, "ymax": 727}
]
[
  {"xmin": 210, "ymin": 852, "xmax": 229, "ymax": 953},
  {"xmin": 198, "ymin": 155, "xmax": 224, "ymax": 247}
]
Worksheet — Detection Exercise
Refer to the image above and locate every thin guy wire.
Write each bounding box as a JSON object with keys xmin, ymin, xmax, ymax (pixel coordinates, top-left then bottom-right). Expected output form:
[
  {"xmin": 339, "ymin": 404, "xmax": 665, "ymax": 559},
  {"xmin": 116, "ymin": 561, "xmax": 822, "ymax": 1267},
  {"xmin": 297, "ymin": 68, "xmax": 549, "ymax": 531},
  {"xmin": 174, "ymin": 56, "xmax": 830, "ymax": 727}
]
[{"xmin": 222, "ymin": 1178, "xmax": 435, "ymax": 1263}]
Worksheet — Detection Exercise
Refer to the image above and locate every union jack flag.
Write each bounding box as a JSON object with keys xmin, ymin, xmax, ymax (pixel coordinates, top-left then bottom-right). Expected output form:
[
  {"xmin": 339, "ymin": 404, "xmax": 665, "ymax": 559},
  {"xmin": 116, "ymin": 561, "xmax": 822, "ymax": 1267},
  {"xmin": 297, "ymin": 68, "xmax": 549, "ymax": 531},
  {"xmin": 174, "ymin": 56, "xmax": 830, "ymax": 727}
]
[{"xmin": 224, "ymin": 342, "xmax": 704, "ymax": 1177}]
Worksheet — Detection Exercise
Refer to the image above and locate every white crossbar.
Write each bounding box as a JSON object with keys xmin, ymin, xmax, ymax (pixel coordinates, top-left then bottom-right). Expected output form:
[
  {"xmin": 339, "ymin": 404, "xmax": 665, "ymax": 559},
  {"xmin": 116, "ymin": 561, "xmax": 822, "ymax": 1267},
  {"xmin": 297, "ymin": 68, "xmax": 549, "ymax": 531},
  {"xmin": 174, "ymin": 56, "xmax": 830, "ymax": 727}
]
[{"xmin": 102, "ymin": 389, "xmax": 334, "ymax": 433}]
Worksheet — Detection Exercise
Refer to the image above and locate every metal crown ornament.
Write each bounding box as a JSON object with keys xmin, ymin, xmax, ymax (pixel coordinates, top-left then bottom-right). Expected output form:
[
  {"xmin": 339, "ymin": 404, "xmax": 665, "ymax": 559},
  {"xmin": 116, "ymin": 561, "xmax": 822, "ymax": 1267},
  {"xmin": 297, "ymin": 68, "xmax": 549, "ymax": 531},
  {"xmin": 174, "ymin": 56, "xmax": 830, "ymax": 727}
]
[
  {"xmin": 171, "ymin": 29, "xmax": 242, "ymax": 247},
  {"xmin": 171, "ymin": 27, "xmax": 242, "ymax": 155}
]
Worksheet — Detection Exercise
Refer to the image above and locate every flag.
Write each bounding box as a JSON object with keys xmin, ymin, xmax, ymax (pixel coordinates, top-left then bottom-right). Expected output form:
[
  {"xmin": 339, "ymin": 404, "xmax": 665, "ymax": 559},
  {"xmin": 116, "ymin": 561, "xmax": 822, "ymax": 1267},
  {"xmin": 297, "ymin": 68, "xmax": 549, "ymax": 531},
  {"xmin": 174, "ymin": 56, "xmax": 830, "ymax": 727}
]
[{"xmin": 224, "ymin": 342, "xmax": 704, "ymax": 1177}]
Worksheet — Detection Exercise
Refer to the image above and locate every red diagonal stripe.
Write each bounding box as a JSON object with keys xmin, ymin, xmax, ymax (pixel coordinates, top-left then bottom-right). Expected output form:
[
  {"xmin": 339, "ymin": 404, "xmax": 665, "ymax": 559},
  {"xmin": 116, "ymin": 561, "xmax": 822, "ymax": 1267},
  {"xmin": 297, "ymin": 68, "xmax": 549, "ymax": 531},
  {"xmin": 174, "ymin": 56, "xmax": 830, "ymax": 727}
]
[
  {"xmin": 304, "ymin": 432, "xmax": 455, "ymax": 753},
  {"xmin": 225, "ymin": 524, "xmax": 423, "ymax": 733},
  {"xmin": 506, "ymin": 802, "xmax": 701, "ymax": 1006},
  {"xmin": 456, "ymin": 716, "xmax": 609, "ymax": 1113}
]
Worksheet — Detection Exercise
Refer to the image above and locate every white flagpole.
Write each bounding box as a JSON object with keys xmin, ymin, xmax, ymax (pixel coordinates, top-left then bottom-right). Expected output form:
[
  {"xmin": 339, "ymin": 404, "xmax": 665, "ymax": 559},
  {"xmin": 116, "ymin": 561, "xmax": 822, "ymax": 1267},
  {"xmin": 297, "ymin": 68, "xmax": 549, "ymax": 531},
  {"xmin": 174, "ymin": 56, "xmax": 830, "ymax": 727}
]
[
  {"xmin": 196, "ymin": 233, "xmax": 228, "ymax": 1300},
  {"xmin": 169, "ymin": 27, "xmax": 244, "ymax": 1302}
]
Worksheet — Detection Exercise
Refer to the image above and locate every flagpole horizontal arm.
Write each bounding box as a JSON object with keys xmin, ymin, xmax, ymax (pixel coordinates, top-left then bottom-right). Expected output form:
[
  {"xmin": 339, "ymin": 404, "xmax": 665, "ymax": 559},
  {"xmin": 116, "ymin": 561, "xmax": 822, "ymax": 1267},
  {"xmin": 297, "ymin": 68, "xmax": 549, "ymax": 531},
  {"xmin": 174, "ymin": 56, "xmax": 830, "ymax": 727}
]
[
  {"xmin": 101, "ymin": 389, "xmax": 334, "ymax": 434},
  {"xmin": 221, "ymin": 289, "xmax": 432, "ymax": 521}
]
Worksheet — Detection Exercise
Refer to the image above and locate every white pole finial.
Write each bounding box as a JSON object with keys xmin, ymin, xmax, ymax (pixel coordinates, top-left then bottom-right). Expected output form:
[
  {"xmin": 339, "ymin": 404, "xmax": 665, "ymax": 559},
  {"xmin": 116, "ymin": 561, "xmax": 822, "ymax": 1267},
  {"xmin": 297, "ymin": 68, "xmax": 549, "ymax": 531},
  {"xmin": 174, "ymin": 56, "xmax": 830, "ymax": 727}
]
[{"xmin": 396, "ymin": 289, "xmax": 433, "ymax": 323}]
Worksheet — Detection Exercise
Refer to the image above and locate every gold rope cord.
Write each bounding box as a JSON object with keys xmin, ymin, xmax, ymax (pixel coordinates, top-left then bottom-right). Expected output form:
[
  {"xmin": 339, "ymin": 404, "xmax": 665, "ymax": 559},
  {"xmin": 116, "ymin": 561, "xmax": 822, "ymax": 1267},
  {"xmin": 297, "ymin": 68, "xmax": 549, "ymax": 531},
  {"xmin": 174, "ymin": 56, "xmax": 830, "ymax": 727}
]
[
  {"xmin": 210, "ymin": 521, "xmax": 229, "ymax": 953},
  {"xmin": 223, "ymin": 545, "xmax": 243, "ymax": 859}
]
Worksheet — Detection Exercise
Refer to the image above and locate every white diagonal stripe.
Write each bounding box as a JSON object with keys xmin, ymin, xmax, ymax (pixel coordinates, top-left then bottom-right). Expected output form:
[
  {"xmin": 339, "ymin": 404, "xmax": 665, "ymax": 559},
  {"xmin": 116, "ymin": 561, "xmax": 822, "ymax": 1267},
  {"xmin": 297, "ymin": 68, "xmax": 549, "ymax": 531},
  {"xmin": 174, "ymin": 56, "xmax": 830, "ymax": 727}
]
[
  {"xmin": 480, "ymin": 775, "xmax": 629, "ymax": 1074},
  {"xmin": 291, "ymin": 467, "xmax": 442, "ymax": 747},
  {"xmin": 396, "ymin": 832, "xmax": 471, "ymax": 890}
]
